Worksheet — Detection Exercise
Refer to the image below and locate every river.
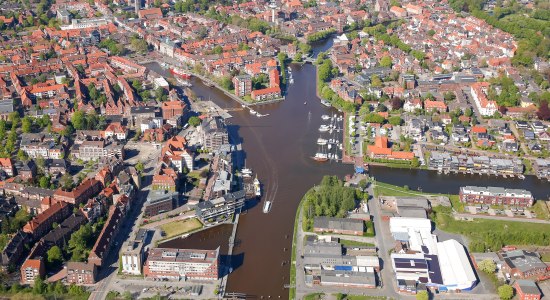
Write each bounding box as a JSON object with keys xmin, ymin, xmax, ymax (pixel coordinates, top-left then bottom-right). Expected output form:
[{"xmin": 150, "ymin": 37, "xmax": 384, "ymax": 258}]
[{"xmin": 146, "ymin": 39, "xmax": 549, "ymax": 299}]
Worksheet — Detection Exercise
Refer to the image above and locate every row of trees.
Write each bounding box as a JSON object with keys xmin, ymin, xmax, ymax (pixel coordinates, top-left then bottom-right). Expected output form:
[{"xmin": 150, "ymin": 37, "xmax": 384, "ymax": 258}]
[
  {"xmin": 307, "ymin": 28, "xmax": 337, "ymax": 44},
  {"xmin": 0, "ymin": 280, "xmax": 88, "ymax": 300}
]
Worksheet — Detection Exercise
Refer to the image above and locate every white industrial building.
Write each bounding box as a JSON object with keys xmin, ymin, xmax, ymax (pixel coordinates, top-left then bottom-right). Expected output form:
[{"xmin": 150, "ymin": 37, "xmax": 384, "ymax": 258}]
[
  {"xmin": 390, "ymin": 217, "xmax": 437, "ymax": 254},
  {"xmin": 436, "ymin": 240, "xmax": 477, "ymax": 291},
  {"xmin": 389, "ymin": 217, "xmax": 477, "ymax": 292}
]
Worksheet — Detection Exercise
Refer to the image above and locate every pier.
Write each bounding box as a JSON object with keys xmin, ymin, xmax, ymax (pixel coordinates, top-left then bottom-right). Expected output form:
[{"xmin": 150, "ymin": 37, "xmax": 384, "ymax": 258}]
[{"xmin": 219, "ymin": 213, "xmax": 240, "ymax": 298}]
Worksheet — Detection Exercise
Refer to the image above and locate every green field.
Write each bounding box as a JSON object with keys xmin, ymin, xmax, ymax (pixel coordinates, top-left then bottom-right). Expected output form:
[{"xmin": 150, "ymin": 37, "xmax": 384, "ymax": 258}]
[
  {"xmin": 373, "ymin": 181, "xmax": 464, "ymax": 212},
  {"xmin": 339, "ymin": 239, "xmax": 375, "ymax": 247},
  {"xmin": 334, "ymin": 294, "xmax": 393, "ymax": 300},
  {"xmin": 303, "ymin": 293, "xmax": 324, "ymax": 300},
  {"xmin": 159, "ymin": 218, "xmax": 203, "ymax": 239},
  {"xmin": 433, "ymin": 206, "xmax": 550, "ymax": 252}
]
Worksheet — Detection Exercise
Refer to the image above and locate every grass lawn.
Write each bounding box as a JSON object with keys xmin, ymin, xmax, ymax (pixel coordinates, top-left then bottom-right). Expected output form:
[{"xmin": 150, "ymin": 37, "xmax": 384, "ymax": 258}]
[
  {"xmin": 373, "ymin": 181, "xmax": 464, "ymax": 212},
  {"xmin": 303, "ymin": 293, "xmax": 324, "ymax": 300},
  {"xmin": 334, "ymin": 294, "xmax": 392, "ymax": 300},
  {"xmin": 159, "ymin": 218, "xmax": 203, "ymax": 239},
  {"xmin": 540, "ymin": 252, "xmax": 550, "ymax": 262},
  {"xmin": 339, "ymin": 239, "xmax": 375, "ymax": 247},
  {"xmin": 433, "ymin": 206, "xmax": 550, "ymax": 252},
  {"xmin": 533, "ymin": 201, "xmax": 550, "ymax": 220}
]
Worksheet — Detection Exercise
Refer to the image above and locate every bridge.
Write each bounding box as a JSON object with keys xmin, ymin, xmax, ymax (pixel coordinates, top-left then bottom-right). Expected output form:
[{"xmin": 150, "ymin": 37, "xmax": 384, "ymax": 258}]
[{"xmin": 302, "ymin": 56, "xmax": 316, "ymax": 63}]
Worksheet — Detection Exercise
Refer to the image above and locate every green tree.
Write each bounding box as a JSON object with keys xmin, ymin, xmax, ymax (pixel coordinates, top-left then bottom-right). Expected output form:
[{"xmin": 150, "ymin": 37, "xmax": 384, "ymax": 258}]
[
  {"xmin": 46, "ymin": 245, "xmax": 63, "ymax": 266},
  {"xmin": 188, "ymin": 116, "xmax": 201, "ymax": 127},
  {"xmin": 135, "ymin": 161, "xmax": 144, "ymax": 174},
  {"xmin": 39, "ymin": 176, "xmax": 50, "ymax": 189},
  {"xmin": 88, "ymin": 83, "xmax": 99, "ymax": 100},
  {"xmin": 416, "ymin": 290, "xmax": 429, "ymax": 300},
  {"xmin": 212, "ymin": 45, "xmax": 223, "ymax": 54},
  {"xmin": 155, "ymin": 87, "xmax": 167, "ymax": 102},
  {"xmin": 68, "ymin": 224, "xmax": 93, "ymax": 261},
  {"xmin": 61, "ymin": 172, "xmax": 74, "ymax": 190},
  {"xmin": 130, "ymin": 38, "xmax": 148, "ymax": 54},
  {"xmin": 379, "ymin": 55, "xmax": 392, "ymax": 68},
  {"xmin": 21, "ymin": 116, "xmax": 32, "ymax": 133},
  {"xmin": 17, "ymin": 150, "xmax": 29, "ymax": 162},
  {"xmin": 388, "ymin": 116, "xmax": 403, "ymax": 126},
  {"xmin": 497, "ymin": 284, "xmax": 514, "ymax": 300},
  {"xmin": 71, "ymin": 110, "xmax": 87, "ymax": 130},
  {"xmin": 370, "ymin": 75, "xmax": 382, "ymax": 87},
  {"xmin": 478, "ymin": 259, "xmax": 496, "ymax": 274},
  {"xmin": 33, "ymin": 276, "xmax": 46, "ymax": 294},
  {"xmin": 364, "ymin": 113, "xmax": 385, "ymax": 123}
]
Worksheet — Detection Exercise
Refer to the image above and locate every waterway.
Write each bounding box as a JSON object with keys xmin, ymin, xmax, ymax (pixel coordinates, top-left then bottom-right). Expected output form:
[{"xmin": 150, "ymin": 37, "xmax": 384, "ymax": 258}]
[{"xmin": 147, "ymin": 38, "xmax": 549, "ymax": 298}]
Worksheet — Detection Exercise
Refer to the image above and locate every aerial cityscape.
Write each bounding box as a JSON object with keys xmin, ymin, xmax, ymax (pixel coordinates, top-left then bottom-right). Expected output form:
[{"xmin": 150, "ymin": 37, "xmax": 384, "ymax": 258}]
[{"xmin": 0, "ymin": 0, "xmax": 548, "ymax": 299}]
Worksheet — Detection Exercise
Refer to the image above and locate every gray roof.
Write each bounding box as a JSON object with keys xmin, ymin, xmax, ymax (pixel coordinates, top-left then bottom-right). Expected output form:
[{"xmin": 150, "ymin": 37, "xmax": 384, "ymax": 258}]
[
  {"xmin": 313, "ymin": 217, "xmax": 363, "ymax": 232},
  {"xmin": 515, "ymin": 279, "xmax": 540, "ymax": 295},
  {"xmin": 320, "ymin": 269, "xmax": 376, "ymax": 286},
  {"xmin": 303, "ymin": 241, "xmax": 342, "ymax": 256},
  {"xmin": 501, "ymin": 250, "xmax": 547, "ymax": 273},
  {"xmin": 0, "ymin": 99, "xmax": 14, "ymax": 114}
]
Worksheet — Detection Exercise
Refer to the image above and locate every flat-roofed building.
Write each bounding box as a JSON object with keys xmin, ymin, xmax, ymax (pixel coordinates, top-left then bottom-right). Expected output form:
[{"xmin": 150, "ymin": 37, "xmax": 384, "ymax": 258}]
[
  {"xmin": 143, "ymin": 247, "xmax": 219, "ymax": 281},
  {"xmin": 121, "ymin": 229, "xmax": 150, "ymax": 275},
  {"xmin": 459, "ymin": 186, "xmax": 534, "ymax": 207},
  {"xmin": 195, "ymin": 190, "xmax": 245, "ymax": 223}
]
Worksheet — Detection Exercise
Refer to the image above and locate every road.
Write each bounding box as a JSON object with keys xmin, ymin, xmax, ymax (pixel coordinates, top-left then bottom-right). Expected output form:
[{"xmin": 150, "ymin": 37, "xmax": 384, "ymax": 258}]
[
  {"xmin": 293, "ymin": 186, "xmax": 402, "ymax": 300},
  {"xmin": 453, "ymin": 212, "xmax": 550, "ymax": 224},
  {"xmin": 88, "ymin": 144, "xmax": 161, "ymax": 300},
  {"xmin": 367, "ymin": 182, "xmax": 401, "ymax": 300}
]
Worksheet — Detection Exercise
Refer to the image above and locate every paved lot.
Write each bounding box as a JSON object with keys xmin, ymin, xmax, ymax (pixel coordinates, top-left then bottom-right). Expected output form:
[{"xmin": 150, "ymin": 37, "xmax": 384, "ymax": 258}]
[{"xmin": 125, "ymin": 141, "xmax": 160, "ymax": 165}]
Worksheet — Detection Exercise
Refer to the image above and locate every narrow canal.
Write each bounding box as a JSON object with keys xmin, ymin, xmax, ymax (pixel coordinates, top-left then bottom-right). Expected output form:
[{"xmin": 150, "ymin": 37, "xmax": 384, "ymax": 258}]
[{"xmin": 147, "ymin": 39, "xmax": 549, "ymax": 299}]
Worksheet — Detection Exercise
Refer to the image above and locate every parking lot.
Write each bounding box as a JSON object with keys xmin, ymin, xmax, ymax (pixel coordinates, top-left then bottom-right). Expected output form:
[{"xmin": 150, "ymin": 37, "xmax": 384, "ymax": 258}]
[{"xmin": 124, "ymin": 142, "xmax": 160, "ymax": 165}]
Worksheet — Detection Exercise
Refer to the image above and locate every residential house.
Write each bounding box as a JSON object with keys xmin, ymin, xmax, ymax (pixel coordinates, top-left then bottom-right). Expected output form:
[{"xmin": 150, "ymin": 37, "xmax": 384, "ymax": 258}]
[{"xmin": 66, "ymin": 262, "xmax": 97, "ymax": 285}]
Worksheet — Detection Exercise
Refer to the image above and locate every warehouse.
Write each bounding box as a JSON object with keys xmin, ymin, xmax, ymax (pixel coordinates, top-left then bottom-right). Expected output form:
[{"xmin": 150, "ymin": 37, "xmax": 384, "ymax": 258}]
[{"xmin": 436, "ymin": 240, "xmax": 478, "ymax": 291}]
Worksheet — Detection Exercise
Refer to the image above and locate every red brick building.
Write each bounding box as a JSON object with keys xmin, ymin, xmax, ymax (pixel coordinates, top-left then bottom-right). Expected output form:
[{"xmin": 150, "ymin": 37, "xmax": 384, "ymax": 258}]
[
  {"xmin": 23, "ymin": 201, "xmax": 71, "ymax": 240},
  {"xmin": 66, "ymin": 262, "xmax": 97, "ymax": 285},
  {"xmin": 143, "ymin": 247, "xmax": 219, "ymax": 281},
  {"xmin": 20, "ymin": 258, "xmax": 44, "ymax": 284},
  {"xmin": 53, "ymin": 178, "xmax": 102, "ymax": 206},
  {"xmin": 514, "ymin": 280, "xmax": 541, "ymax": 300}
]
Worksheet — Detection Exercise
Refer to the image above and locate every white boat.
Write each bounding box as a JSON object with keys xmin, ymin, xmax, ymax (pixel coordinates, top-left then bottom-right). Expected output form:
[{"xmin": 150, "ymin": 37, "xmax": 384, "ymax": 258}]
[
  {"xmin": 241, "ymin": 168, "xmax": 253, "ymax": 178},
  {"xmin": 263, "ymin": 201, "xmax": 272, "ymax": 213},
  {"xmin": 317, "ymin": 138, "xmax": 328, "ymax": 145},
  {"xmin": 321, "ymin": 99, "xmax": 331, "ymax": 107},
  {"xmin": 328, "ymin": 144, "xmax": 332, "ymax": 150},
  {"xmin": 312, "ymin": 153, "xmax": 328, "ymax": 162},
  {"xmin": 249, "ymin": 109, "xmax": 257, "ymax": 115},
  {"xmin": 321, "ymin": 115, "xmax": 330, "ymax": 120},
  {"xmin": 319, "ymin": 125, "xmax": 329, "ymax": 132},
  {"xmin": 254, "ymin": 177, "xmax": 261, "ymax": 197}
]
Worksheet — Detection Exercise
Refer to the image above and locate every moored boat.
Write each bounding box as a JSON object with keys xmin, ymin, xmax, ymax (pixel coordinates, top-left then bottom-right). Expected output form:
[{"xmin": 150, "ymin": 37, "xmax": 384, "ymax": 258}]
[
  {"xmin": 317, "ymin": 138, "xmax": 328, "ymax": 145},
  {"xmin": 170, "ymin": 67, "xmax": 192, "ymax": 79},
  {"xmin": 320, "ymin": 99, "xmax": 331, "ymax": 107},
  {"xmin": 312, "ymin": 153, "xmax": 328, "ymax": 162},
  {"xmin": 254, "ymin": 177, "xmax": 261, "ymax": 197}
]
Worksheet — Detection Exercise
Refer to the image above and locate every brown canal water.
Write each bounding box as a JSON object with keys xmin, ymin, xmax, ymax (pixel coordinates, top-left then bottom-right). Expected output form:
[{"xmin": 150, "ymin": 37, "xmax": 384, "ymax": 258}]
[{"xmin": 147, "ymin": 45, "xmax": 550, "ymax": 298}]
